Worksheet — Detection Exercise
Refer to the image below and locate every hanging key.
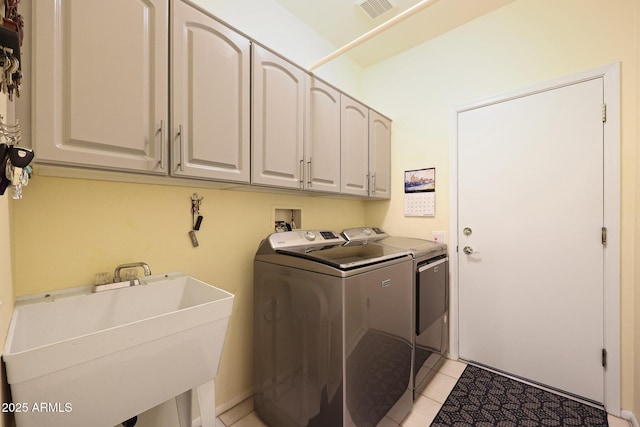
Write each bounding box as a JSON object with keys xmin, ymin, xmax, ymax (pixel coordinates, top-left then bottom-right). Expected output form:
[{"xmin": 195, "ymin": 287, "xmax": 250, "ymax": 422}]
[
  {"xmin": 12, "ymin": 173, "xmax": 22, "ymax": 199},
  {"xmin": 6, "ymin": 57, "xmax": 19, "ymax": 101},
  {"xmin": 13, "ymin": 69, "xmax": 21, "ymax": 98},
  {"xmin": 0, "ymin": 56, "xmax": 10, "ymax": 95},
  {"xmin": 8, "ymin": 146, "xmax": 33, "ymax": 186},
  {"xmin": 1, "ymin": 50, "xmax": 14, "ymax": 96},
  {"xmin": 12, "ymin": 166, "xmax": 29, "ymax": 200}
]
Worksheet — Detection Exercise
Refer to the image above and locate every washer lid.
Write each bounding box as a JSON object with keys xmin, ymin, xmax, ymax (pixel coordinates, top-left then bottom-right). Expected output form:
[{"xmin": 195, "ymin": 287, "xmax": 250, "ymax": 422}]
[
  {"xmin": 276, "ymin": 242, "xmax": 410, "ymax": 271},
  {"xmin": 379, "ymin": 236, "xmax": 447, "ymax": 258}
]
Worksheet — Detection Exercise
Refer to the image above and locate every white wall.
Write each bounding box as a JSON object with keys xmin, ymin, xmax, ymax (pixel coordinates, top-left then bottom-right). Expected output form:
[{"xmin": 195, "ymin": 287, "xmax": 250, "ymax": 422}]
[{"xmin": 362, "ymin": 0, "xmax": 638, "ymax": 415}]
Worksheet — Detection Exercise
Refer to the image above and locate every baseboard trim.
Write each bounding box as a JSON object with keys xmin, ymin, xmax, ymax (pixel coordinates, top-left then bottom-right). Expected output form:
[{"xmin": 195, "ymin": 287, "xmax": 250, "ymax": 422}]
[
  {"xmin": 215, "ymin": 388, "xmax": 254, "ymax": 419},
  {"xmin": 191, "ymin": 416, "xmax": 227, "ymax": 427},
  {"xmin": 621, "ymin": 410, "xmax": 639, "ymax": 427},
  {"xmin": 187, "ymin": 388, "xmax": 255, "ymax": 427}
]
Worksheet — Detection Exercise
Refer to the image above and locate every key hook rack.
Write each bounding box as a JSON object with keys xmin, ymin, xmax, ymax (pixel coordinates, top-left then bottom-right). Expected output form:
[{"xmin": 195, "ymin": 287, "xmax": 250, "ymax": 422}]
[
  {"xmin": 0, "ymin": 0, "xmax": 24, "ymax": 100},
  {"xmin": 3, "ymin": 0, "xmax": 24, "ymax": 45}
]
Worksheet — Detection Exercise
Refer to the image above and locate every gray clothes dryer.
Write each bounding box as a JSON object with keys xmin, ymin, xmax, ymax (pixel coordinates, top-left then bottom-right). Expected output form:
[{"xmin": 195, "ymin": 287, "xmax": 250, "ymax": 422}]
[
  {"xmin": 341, "ymin": 228, "xmax": 449, "ymax": 398},
  {"xmin": 254, "ymin": 230, "xmax": 414, "ymax": 427}
]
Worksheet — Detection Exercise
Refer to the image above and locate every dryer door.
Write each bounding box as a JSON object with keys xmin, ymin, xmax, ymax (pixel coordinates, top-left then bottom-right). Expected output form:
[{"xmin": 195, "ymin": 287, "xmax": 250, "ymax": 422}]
[{"xmin": 417, "ymin": 257, "xmax": 448, "ymax": 336}]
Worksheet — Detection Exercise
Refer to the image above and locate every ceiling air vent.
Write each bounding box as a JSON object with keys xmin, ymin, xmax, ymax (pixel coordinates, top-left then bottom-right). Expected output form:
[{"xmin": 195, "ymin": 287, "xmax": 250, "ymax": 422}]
[{"xmin": 356, "ymin": 0, "xmax": 396, "ymax": 20}]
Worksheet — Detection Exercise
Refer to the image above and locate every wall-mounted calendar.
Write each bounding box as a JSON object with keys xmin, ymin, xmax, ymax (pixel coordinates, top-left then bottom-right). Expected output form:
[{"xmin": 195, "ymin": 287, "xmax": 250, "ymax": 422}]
[{"xmin": 404, "ymin": 168, "xmax": 435, "ymax": 217}]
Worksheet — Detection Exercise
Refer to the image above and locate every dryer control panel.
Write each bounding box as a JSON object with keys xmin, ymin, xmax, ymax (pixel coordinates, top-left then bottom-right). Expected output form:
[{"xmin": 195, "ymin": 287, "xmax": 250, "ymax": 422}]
[{"xmin": 341, "ymin": 227, "xmax": 388, "ymax": 243}]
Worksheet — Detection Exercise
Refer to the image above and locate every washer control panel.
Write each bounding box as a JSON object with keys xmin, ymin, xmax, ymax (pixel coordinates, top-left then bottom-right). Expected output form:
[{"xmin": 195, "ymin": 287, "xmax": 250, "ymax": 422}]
[{"xmin": 268, "ymin": 230, "xmax": 345, "ymax": 249}]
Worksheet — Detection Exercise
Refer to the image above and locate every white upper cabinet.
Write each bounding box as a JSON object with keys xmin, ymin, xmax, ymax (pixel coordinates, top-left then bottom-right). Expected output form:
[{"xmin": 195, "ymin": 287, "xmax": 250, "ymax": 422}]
[
  {"xmin": 251, "ymin": 45, "xmax": 306, "ymax": 189},
  {"xmin": 304, "ymin": 77, "xmax": 341, "ymax": 193},
  {"xmin": 32, "ymin": 0, "xmax": 168, "ymax": 174},
  {"xmin": 171, "ymin": 0, "xmax": 250, "ymax": 183},
  {"xmin": 369, "ymin": 110, "xmax": 392, "ymax": 199},
  {"xmin": 340, "ymin": 95, "xmax": 369, "ymax": 197},
  {"xmin": 30, "ymin": 1, "xmax": 390, "ymax": 197}
]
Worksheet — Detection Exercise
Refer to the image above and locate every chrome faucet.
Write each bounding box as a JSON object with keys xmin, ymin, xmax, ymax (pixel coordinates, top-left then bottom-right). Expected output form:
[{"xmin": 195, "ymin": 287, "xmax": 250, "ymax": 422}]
[
  {"xmin": 113, "ymin": 262, "xmax": 152, "ymax": 282},
  {"xmin": 93, "ymin": 262, "xmax": 152, "ymax": 293}
]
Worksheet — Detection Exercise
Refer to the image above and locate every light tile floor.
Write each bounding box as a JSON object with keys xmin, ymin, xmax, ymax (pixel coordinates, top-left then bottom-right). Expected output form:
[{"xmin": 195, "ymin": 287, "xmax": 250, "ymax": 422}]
[{"xmin": 222, "ymin": 359, "xmax": 632, "ymax": 427}]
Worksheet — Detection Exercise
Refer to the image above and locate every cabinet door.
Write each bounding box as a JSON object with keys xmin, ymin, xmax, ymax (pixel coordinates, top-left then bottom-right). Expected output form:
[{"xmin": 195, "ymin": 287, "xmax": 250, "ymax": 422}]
[
  {"xmin": 304, "ymin": 77, "xmax": 341, "ymax": 193},
  {"xmin": 340, "ymin": 95, "xmax": 369, "ymax": 197},
  {"xmin": 172, "ymin": 0, "xmax": 250, "ymax": 182},
  {"xmin": 369, "ymin": 110, "xmax": 392, "ymax": 199},
  {"xmin": 32, "ymin": 0, "xmax": 168, "ymax": 174},
  {"xmin": 252, "ymin": 45, "xmax": 305, "ymax": 189}
]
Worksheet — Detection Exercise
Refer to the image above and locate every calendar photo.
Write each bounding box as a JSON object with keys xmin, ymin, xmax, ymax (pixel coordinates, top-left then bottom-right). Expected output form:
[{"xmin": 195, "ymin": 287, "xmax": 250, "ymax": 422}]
[
  {"xmin": 404, "ymin": 168, "xmax": 435, "ymax": 193},
  {"xmin": 404, "ymin": 168, "xmax": 435, "ymax": 217}
]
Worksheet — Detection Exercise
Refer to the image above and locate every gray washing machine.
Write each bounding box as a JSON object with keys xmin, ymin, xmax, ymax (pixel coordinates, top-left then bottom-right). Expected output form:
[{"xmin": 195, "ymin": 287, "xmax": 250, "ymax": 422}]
[
  {"xmin": 341, "ymin": 227, "xmax": 448, "ymax": 398},
  {"xmin": 254, "ymin": 230, "xmax": 414, "ymax": 427}
]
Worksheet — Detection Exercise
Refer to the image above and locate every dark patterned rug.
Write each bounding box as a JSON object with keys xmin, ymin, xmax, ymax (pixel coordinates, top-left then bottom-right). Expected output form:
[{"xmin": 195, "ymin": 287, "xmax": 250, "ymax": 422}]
[{"xmin": 431, "ymin": 365, "xmax": 609, "ymax": 427}]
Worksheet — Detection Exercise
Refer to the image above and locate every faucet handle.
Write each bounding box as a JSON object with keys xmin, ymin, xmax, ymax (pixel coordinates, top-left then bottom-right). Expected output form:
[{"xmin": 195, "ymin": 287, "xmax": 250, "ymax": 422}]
[{"xmin": 94, "ymin": 272, "xmax": 111, "ymax": 285}]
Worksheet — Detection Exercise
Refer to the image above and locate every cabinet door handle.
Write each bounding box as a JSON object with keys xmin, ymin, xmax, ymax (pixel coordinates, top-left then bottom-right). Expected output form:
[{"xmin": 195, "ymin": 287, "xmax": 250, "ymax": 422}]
[
  {"xmin": 372, "ymin": 173, "xmax": 377, "ymax": 195},
  {"xmin": 307, "ymin": 158, "xmax": 312, "ymax": 187},
  {"xmin": 158, "ymin": 120, "xmax": 165, "ymax": 170},
  {"xmin": 299, "ymin": 159, "xmax": 304, "ymax": 189},
  {"xmin": 178, "ymin": 125, "xmax": 184, "ymax": 172}
]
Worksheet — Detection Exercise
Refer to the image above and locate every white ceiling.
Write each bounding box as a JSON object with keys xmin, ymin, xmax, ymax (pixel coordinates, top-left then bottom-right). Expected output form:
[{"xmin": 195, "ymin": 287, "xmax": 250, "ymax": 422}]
[{"xmin": 273, "ymin": 0, "xmax": 515, "ymax": 68}]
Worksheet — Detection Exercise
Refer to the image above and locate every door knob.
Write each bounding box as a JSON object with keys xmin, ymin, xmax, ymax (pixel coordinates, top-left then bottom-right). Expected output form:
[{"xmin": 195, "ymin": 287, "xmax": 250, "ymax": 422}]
[{"xmin": 463, "ymin": 246, "xmax": 477, "ymax": 255}]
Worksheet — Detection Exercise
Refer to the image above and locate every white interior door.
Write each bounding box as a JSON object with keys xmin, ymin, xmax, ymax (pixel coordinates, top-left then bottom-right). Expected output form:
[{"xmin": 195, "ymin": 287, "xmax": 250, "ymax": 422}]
[{"xmin": 456, "ymin": 78, "xmax": 605, "ymax": 403}]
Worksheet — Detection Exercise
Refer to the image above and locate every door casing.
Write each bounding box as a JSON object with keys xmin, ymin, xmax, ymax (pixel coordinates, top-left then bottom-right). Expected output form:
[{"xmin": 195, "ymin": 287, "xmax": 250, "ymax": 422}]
[{"xmin": 449, "ymin": 62, "xmax": 621, "ymax": 415}]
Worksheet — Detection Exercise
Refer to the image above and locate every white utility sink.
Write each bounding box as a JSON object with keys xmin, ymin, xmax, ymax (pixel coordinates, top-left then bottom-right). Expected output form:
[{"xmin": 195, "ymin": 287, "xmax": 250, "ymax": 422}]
[{"xmin": 3, "ymin": 272, "xmax": 234, "ymax": 427}]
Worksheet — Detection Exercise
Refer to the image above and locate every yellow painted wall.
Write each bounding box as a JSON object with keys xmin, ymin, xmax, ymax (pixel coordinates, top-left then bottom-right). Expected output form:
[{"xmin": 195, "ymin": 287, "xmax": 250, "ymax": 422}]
[
  {"xmin": 7, "ymin": 0, "xmax": 640, "ymax": 422},
  {"xmin": 10, "ymin": 176, "xmax": 366, "ymax": 410},
  {"xmin": 362, "ymin": 0, "xmax": 638, "ymax": 415},
  {"xmin": 0, "ymin": 189, "xmax": 13, "ymax": 427},
  {"xmin": 5, "ymin": 0, "xmax": 369, "ymax": 422},
  {"xmin": 0, "ymin": 102, "xmax": 15, "ymax": 427},
  {"xmin": 0, "ymin": 15, "xmax": 14, "ymax": 427}
]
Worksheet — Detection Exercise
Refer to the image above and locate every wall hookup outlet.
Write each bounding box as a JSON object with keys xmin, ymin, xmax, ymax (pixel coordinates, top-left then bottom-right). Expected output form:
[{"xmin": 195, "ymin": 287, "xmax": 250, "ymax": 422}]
[
  {"xmin": 432, "ymin": 231, "xmax": 446, "ymax": 243},
  {"xmin": 273, "ymin": 208, "xmax": 302, "ymax": 232}
]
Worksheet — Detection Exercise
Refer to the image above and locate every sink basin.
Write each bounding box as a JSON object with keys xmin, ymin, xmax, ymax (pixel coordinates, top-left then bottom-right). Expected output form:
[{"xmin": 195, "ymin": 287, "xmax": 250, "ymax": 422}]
[{"xmin": 3, "ymin": 272, "xmax": 234, "ymax": 427}]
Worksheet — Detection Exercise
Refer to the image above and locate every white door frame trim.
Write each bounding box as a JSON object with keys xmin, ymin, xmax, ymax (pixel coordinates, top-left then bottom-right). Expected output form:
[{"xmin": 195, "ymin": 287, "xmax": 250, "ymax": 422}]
[{"xmin": 449, "ymin": 62, "xmax": 621, "ymax": 415}]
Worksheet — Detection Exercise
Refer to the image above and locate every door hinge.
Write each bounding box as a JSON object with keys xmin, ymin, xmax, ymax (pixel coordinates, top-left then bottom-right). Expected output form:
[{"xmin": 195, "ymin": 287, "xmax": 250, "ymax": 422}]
[
  {"xmin": 602, "ymin": 348, "xmax": 607, "ymax": 368},
  {"xmin": 601, "ymin": 227, "xmax": 607, "ymax": 246},
  {"xmin": 602, "ymin": 103, "xmax": 607, "ymax": 123}
]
